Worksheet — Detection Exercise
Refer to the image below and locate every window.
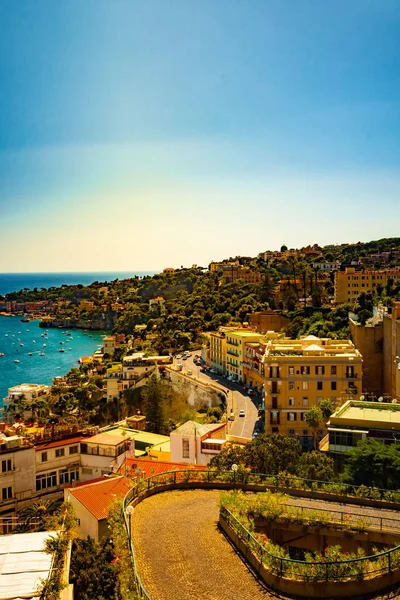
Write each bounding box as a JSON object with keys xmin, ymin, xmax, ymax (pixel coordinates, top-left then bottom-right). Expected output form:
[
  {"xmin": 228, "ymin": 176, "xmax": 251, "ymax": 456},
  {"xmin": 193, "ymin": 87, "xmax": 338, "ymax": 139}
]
[
  {"xmin": 288, "ymin": 366, "xmax": 294, "ymax": 376},
  {"xmin": 315, "ymin": 366, "xmax": 325, "ymax": 375},
  {"xmin": 182, "ymin": 438, "xmax": 189, "ymax": 459},
  {"xmin": 331, "ymin": 366, "xmax": 337, "ymax": 376},
  {"xmin": 303, "ymin": 429, "xmax": 309, "ymax": 436},
  {"xmin": 287, "ymin": 412, "xmax": 296, "ymax": 421},
  {"xmin": 300, "ymin": 412, "xmax": 305, "ymax": 421},
  {"xmin": 288, "ymin": 397, "xmax": 295, "ymax": 406},
  {"xmin": 270, "ymin": 412, "xmax": 280, "ymax": 425},
  {"xmin": 346, "ymin": 367, "xmax": 354, "ymax": 378},
  {"xmin": 317, "ymin": 396, "xmax": 323, "ymax": 405},
  {"xmin": 317, "ymin": 381, "xmax": 323, "ymax": 391},
  {"xmin": 1, "ymin": 459, "xmax": 12, "ymax": 473},
  {"xmin": 302, "ymin": 381, "xmax": 308, "ymax": 390},
  {"xmin": 301, "ymin": 366, "xmax": 310, "ymax": 375},
  {"xmin": 272, "ymin": 397, "xmax": 278, "ymax": 409},
  {"xmin": 41, "ymin": 452, "xmax": 47, "ymax": 462},
  {"xmin": 69, "ymin": 446, "xmax": 79, "ymax": 455},
  {"xmin": 302, "ymin": 397, "xmax": 309, "ymax": 407},
  {"xmin": 288, "ymin": 381, "xmax": 295, "ymax": 391},
  {"xmin": 331, "ymin": 381, "xmax": 337, "ymax": 391},
  {"xmin": 55, "ymin": 448, "xmax": 65, "ymax": 458},
  {"xmin": 270, "ymin": 366, "xmax": 280, "ymax": 378},
  {"xmin": 288, "ymin": 429, "xmax": 296, "ymax": 436},
  {"xmin": 35, "ymin": 472, "xmax": 57, "ymax": 492},
  {"xmin": 1, "ymin": 487, "xmax": 12, "ymax": 501}
]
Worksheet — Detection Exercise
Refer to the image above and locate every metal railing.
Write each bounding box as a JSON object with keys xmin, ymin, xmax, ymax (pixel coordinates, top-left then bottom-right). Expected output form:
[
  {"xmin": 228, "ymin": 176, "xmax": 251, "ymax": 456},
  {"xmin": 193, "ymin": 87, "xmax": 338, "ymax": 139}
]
[
  {"xmin": 221, "ymin": 506, "xmax": 400, "ymax": 583},
  {"xmin": 122, "ymin": 469, "xmax": 400, "ymax": 597}
]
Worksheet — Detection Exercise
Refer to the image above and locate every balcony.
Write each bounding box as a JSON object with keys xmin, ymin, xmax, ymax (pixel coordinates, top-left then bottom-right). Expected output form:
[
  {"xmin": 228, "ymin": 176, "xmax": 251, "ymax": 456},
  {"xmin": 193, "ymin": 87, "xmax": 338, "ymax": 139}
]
[
  {"xmin": 227, "ymin": 349, "xmax": 239, "ymax": 357},
  {"xmin": 346, "ymin": 373, "xmax": 358, "ymax": 378},
  {"xmin": 270, "ymin": 388, "xmax": 280, "ymax": 395}
]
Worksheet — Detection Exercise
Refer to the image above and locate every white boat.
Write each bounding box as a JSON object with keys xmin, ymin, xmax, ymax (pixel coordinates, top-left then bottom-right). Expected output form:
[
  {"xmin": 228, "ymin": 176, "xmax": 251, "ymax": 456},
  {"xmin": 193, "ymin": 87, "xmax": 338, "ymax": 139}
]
[
  {"xmin": 68, "ymin": 348, "xmax": 72, "ymax": 351},
  {"xmin": 32, "ymin": 340, "xmax": 36, "ymax": 343},
  {"xmin": 28, "ymin": 352, "xmax": 33, "ymax": 356},
  {"xmin": 14, "ymin": 359, "xmax": 20, "ymax": 363},
  {"xmin": 59, "ymin": 341, "xmax": 64, "ymax": 345},
  {"xmin": 20, "ymin": 343, "xmax": 24, "ymax": 347},
  {"xmin": 59, "ymin": 348, "xmax": 65, "ymax": 353},
  {"xmin": 39, "ymin": 350, "xmax": 45, "ymax": 356},
  {"xmin": 4, "ymin": 334, "xmax": 8, "ymax": 337},
  {"xmin": 43, "ymin": 344, "xmax": 46, "ymax": 347},
  {"xmin": 0, "ymin": 353, "xmax": 4, "ymax": 357}
]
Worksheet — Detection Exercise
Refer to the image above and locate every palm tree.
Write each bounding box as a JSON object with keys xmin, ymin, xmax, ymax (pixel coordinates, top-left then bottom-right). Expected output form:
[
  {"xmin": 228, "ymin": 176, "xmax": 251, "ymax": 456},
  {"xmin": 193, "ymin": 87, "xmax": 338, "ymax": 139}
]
[
  {"xmin": 304, "ymin": 406, "xmax": 323, "ymax": 450},
  {"xmin": 18, "ymin": 498, "xmax": 62, "ymax": 531}
]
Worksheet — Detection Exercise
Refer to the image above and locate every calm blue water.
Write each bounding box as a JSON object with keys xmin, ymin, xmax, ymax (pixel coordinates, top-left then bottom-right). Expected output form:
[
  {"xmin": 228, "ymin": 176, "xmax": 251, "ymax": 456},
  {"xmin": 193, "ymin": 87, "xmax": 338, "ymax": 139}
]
[
  {"xmin": 0, "ymin": 315, "xmax": 105, "ymax": 407},
  {"xmin": 0, "ymin": 271, "xmax": 158, "ymax": 297}
]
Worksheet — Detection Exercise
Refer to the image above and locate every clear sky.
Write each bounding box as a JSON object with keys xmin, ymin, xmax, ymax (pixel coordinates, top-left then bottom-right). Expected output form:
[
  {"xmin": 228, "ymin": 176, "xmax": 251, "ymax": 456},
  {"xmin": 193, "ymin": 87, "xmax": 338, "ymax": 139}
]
[{"xmin": 1, "ymin": 0, "xmax": 399, "ymax": 272}]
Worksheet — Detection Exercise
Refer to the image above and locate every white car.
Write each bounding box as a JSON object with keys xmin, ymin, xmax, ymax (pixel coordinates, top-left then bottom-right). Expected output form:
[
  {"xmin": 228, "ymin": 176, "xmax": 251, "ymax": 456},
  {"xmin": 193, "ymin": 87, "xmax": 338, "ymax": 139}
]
[
  {"xmin": 239, "ymin": 409, "xmax": 245, "ymax": 417},
  {"xmin": 176, "ymin": 354, "xmax": 182, "ymax": 359}
]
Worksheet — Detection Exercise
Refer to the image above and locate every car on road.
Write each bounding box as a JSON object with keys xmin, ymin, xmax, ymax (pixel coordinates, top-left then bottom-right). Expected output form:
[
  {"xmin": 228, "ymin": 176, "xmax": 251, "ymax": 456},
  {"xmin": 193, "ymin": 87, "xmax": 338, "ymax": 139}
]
[
  {"xmin": 176, "ymin": 354, "xmax": 182, "ymax": 359},
  {"xmin": 228, "ymin": 412, "xmax": 235, "ymax": 421},
  {"xmin": 186, "ymin": 370, "xmax": 193, "ymax": 376},
  {"xmin": 239, "ymin": 409, "xmax": 245, "ymax": 417}
]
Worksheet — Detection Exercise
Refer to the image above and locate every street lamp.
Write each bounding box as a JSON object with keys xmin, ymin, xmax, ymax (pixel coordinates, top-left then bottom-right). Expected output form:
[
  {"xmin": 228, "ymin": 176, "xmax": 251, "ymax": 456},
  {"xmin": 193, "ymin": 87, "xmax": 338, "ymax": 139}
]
[
  {"xmin": 232, "ymin": 463, "xmax": 238, "ymax": 484},
  {"xmin": 125, "ymin": 505, "xmax": 134, "ymax": 536}
]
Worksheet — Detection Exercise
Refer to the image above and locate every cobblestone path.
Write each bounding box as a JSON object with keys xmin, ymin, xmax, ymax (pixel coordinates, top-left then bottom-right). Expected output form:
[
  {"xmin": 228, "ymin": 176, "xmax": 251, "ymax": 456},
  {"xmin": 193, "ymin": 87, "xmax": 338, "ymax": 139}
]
[
  {"xmin": 131, "ymin": 489, "xmax": 400, "ymax": 600},
  {"xmin": 131, "ymin": 490, "xmax": 285, "ymax": 600}
]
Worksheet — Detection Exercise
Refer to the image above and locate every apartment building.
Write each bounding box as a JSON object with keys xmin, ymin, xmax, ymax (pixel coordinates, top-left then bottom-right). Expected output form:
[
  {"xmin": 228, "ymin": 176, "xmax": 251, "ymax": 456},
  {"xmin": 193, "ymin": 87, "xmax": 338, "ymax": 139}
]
[
  {"xmin": 225, "ymin": 330, "xmax": 265, "ymax": 382},
  {"xmin": 35, "ymin": 436, "xmax": 84, "ymax": 498},
  {"xmin": 0, "ymin": 435, "xmax": 35, "ymax": 525},
  {"xmin": 209, "ymin": 261, "xmax": 261, "ymax": 284},
  {"xmin": 103, "ymin": 335, "xmax": 116, "ymax": 356},
  {"xmin": 334, "ymin": 267, "xmax": 400, "ymax": 304},
  {"xmin": 3, "ymin": 383, "xmax": 50, "ymax": 422},
  {"xmin": 261, "ymin": 336, "xmax": 362, "ymax": 446},
  {"xmin": 209, "ymin": 330, "xmax": 227, "ymax": 374},
  {"xmin": 312, "ymin": 262, "xmax": 341, "ymax": 272}
]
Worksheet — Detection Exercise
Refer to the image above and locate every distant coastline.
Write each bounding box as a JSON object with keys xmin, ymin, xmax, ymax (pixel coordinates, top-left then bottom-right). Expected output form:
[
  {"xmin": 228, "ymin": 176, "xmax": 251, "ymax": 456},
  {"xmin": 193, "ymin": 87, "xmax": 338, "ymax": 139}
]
[{"xmin": 0, "ymin": 271, "xmax": 159, "ymax": 297}]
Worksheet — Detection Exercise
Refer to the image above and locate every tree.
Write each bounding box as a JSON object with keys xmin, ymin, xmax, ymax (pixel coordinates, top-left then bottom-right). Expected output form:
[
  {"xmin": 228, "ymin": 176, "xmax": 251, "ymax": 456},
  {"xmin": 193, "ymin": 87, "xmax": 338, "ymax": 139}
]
[
  {"xmin": 245, "ymin": 434, "xmax": 302, "ymax": 474},
  {"xmin": 18, "ymin": 498, "xmax": 63, "ymax": 531},
  {"xmin": 297, "ymin": 451, "xmax": 334, "ymax": 482},
  {"xmin": 142, "ymin": 375, "xmax": 167, "ymax": 434},
  {"xmin": 209, "ymin": 444, "xmax": 245, "ymax": 470},
  {"xmin": 304, "ymin": 406, "xmax": 323, "ymax": 450},
  {"xmin": 320, "ymin": 399, "xmax": 333, "ymax": 420},
  {"xmin": 70, "ymin": 537, "xmax": 118, "ymax": 600},
  {"xmin": 342, "ymin": 438, "xmax": 400, "ymax": 489},
  {"xmin": 280, "ymin": 245, "xmax": 288, "ymax": 252}
]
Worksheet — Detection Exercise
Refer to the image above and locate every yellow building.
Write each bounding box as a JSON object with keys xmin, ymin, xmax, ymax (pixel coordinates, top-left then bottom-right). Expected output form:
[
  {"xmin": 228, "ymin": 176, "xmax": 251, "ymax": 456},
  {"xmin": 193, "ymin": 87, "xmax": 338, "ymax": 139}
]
[
  {"xmin": 209, "ymin": 330, "xmax": 227, "ymax": 374},
  {"xmin": 103, "ymin": 336, "xmax": 116, "ymax": 356},
  {"xmin": 225, "ymin": 330, "xmax": 264, "ymax": 382},
  {"xmin": 261, "ymin": 335, "xmax": 362, "ymax": 447},
  {"xmin": 334, "ymin": 267, "xmax": 400, "ymax": 304},
  {"xmin": 79, "ymin": 300, "xmax": 94, "ymax": 311}
]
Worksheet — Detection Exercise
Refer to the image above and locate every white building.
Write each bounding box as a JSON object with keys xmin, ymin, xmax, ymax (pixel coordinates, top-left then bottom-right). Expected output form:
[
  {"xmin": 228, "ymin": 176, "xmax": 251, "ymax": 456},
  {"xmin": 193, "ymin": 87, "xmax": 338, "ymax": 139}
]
[
  {"xmin": 34, "ymin": 436, "xmax": 83, "ymax": 499},
  {"xmin": 170, "ymin": 421, "xmax": 227, "ymax": 466},
  {"xmin": 79, "ymin": 433, "xmax": 134, "ymax": 481},
  {"xmin": 0, "ymin": 435, "xmax": 35, "ymax": 526},
  {"xmin": 312, "ymin": 262, "xmax": 341, "ymax": 272}
]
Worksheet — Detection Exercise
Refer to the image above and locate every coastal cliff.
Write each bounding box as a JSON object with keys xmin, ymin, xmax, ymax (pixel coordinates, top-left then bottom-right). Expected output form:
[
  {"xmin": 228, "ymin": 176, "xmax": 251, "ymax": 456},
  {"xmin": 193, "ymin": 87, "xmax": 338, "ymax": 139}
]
[{"xmin": 39, "ymin": 314, "xmax": 115, "ymax": 330}]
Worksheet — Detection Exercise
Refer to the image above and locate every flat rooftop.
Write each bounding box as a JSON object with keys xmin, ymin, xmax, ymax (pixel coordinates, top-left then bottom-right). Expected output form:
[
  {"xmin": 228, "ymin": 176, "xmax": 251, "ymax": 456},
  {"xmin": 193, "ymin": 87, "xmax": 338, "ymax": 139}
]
[{"xmin": 331, "ymin": 401, "xmax": 400, "ymax": 428}]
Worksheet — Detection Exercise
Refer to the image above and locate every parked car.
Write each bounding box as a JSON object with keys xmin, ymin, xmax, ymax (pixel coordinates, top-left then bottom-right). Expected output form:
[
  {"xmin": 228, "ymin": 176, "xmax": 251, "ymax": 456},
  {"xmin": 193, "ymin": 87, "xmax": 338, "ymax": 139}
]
[
  {"xmin": 228, "ymin": 413, "xmax": 235, "ymax": 421},
  {"xmin": 176, "ymin": 354, "xmax": 182, "ymax": 359},
  {"xmin": 186, "ymin": 369, "xmax": 193, "ymax": 376},
  {"xmin": 239, "ymin": 409, "xmax": 245, "ymax": 417}
]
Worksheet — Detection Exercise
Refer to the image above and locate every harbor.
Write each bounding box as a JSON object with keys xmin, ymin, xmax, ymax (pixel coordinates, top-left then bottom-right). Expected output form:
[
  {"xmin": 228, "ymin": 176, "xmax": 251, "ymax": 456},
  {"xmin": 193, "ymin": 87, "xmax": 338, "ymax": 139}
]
[{"xmin": 0, "ymin": 315, "xmax": 105, "ymax": 406}]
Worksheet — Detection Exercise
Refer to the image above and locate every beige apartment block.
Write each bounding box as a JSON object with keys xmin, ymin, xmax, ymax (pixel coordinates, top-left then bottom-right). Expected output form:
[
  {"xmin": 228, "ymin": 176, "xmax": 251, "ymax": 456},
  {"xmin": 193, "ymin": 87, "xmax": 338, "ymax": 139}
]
[
  {"xmin": 261, "ymin": 336, "xmax": 362, "ymax": 447},
  {"xmin": 334, "ymin": 267, "xmax": 400, "ymax": 304}
]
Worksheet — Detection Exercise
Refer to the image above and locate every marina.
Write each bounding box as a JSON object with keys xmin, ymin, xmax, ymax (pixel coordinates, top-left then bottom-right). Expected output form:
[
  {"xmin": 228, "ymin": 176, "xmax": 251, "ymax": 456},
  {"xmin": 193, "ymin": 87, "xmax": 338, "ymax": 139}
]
[{"xmin": 0, "ymin": 315, "xmax": 105, "ymax": 406}]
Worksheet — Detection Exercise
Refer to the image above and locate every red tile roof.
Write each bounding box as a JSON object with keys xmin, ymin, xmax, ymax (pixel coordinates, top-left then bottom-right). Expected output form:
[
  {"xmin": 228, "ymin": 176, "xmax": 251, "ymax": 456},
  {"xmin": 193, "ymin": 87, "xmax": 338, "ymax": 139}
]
[
  {"xmin": 119, "ymin": 458, "xmax": 206, "ymax": 479},
  {"xmin": 35, "ymin": 436, "xmax": 84, "ymax": 451},
  {"xmin": 67, "ymin": 476, "xmax": 131, "ymax": 521}
]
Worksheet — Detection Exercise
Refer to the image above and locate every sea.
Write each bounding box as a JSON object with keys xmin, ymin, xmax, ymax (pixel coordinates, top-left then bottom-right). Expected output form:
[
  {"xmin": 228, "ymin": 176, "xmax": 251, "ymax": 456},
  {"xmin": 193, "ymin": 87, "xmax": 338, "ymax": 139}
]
[{"xmin": 0, "ymin": 271, "xmax": 158, "ymax": 407}]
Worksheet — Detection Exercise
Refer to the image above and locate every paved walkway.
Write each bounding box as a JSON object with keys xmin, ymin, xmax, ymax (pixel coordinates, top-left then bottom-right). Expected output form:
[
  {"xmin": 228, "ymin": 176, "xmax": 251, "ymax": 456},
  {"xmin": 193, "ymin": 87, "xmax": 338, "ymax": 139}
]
[{"xmin": 131, "ymin": 489, "xmax": 400, "ymax": 600}]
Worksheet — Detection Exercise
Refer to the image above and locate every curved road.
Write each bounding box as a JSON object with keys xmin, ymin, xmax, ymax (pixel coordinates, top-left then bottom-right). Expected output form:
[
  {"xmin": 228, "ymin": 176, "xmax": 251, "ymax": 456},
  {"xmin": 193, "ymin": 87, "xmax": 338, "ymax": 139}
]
[{"xmin": 131, "ymin": 489, "xmax": 400, "ymax": 600}]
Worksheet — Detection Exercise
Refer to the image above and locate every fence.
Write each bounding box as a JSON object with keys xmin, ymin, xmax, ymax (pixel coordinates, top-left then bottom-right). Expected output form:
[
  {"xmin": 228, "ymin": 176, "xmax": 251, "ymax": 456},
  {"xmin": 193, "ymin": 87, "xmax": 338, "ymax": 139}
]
[
  {"xmin": 220, "ymin": 506, "xmax": 400, "ymax": 583},
  {"xmin": 122, "ymin": 469, "xmax": 400, "ymax": 598}
]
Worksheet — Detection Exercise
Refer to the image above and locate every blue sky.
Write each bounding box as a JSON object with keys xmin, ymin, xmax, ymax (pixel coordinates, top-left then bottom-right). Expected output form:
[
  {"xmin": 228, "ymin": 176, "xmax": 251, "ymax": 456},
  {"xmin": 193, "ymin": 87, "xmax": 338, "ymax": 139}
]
[{"xmin": 1, "ymin": 0, "xmax": 399, "ymax": 271}]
